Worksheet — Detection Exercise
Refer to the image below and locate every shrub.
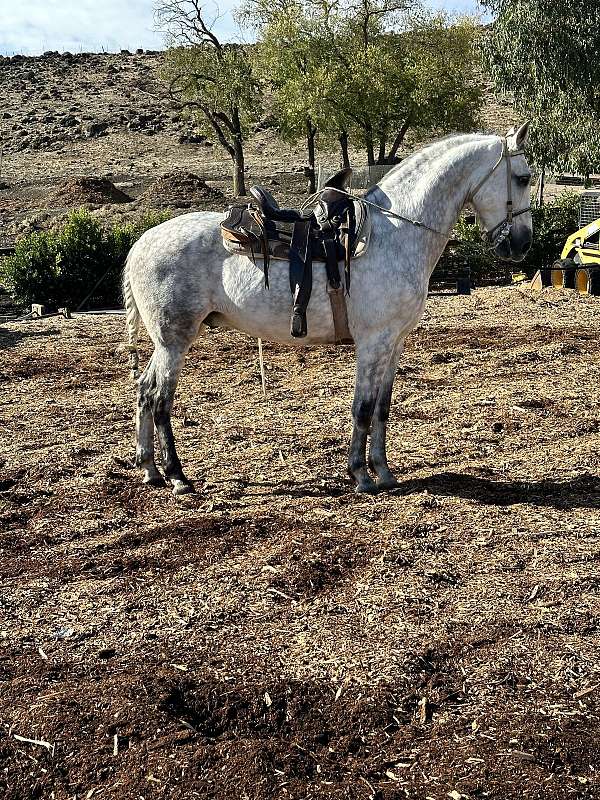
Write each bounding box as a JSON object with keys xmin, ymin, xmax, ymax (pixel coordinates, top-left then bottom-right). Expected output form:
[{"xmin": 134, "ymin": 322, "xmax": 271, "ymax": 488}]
[
  {"xmin": 0, "ymin": 209, "xmax": 171, "ymax": 310},
  {"xmin": 527, "ymin": 191, "xmax": 580, "ymax": 271},
  {"xmin": 450, "ymin": 191, "xmax": 582, "ymax": 284}
]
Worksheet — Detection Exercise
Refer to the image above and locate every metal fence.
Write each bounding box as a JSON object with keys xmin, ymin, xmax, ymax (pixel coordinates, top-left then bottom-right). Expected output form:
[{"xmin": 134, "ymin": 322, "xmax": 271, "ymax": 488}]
[{"xmin": 317, "ymin": 164, "xmax": 395, "ymax": 193}]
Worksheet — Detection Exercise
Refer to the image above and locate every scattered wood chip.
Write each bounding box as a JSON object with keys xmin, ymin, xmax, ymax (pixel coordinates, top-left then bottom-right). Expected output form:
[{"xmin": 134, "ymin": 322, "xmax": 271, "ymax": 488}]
[
  {"xmin": 511, "ymin": 750, "xmax": 535, "ymax": 762},
  {"xmin": 169, "ymin": 663, "xmax": 188, "ymax": 672},
  {"xmin": 13, "ymin": 734, "xmax": 53, "ymax": 753},
  {"xmin": 113, "ymin": 734, "xmax": 118, "ymax": 756},
  {"xmin": 38, "ymin": 647, "xmax": 48, "ymax": 661},
  {"xmin": 574, "ymin": 685, "xmax": 598, "ymax": 699},
  {"xmin": 527, "ymin": 584, "xmax": 540, "ymax": 602},
  {"xmin": 264, "ymin": 691, "xmax": 272, "ymax": 707}
]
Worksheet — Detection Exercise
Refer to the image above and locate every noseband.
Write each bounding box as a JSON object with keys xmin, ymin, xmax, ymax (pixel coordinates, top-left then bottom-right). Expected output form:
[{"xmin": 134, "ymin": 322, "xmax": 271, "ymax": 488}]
[{"xmin": 469, "ymin": 137, "xmax": 530, "ymax": 246}]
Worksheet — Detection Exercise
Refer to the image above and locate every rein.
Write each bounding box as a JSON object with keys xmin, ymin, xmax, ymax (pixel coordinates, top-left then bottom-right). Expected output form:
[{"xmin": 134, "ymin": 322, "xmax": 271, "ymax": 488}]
[
  {"xmin": 302, "ymin": 187, "xmax": 453, "ymax": 237},
  {"xmin": 305, "ymin": 137, "xmax": 531, "ymax": 246}
]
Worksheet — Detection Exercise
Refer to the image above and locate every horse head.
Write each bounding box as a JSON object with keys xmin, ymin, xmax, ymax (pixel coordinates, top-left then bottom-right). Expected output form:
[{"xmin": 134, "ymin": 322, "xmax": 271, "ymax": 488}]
[{"xmin": 470, "ymin": 122, "xmax": 533, "ymax": 263}]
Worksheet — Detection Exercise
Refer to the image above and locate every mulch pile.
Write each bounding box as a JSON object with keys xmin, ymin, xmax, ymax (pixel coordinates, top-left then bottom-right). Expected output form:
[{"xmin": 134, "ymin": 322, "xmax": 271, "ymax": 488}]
[
  {"xmin": 139, "ymin": 171, "xmax": 224, "ymax": 209},
  {"xmin": 47, "ymin": 177, "xmax": 132, "ymax": 206}
]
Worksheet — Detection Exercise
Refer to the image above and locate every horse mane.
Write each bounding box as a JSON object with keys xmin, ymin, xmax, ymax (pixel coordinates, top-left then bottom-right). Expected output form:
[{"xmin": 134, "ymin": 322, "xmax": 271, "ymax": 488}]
[{"xmin": 366, "ymin": 132, "xmax": 499, "ymax": 198}]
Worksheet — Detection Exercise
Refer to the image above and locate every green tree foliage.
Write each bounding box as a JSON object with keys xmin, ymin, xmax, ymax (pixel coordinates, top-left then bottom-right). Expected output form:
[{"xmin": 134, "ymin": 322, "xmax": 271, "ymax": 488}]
[
  {"xmin": 482, "ymin": 0, "xmax": 600, "ymax": 179},
  {"xmin": 245, "ymin": 0, "xmax": 482, "ymax": 169},
  {"xmin": 156, "ymin": 0, "xmax": 261, "ymax": 196},
  {"xmin": 245, "ymin": 2, "xmax": 330, "ymax": 191},
  {"xmin": 0, "ymin": 210, "xmax": 170, "ymax": 309}
]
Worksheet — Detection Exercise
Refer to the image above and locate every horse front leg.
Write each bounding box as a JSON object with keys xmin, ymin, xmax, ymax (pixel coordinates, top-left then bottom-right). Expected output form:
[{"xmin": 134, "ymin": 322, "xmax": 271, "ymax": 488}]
[
  {"xmin": 348, "ymin": 335, "xmax": 396, "ymax": 494},
  {"xmin": 369, "ymin": 339, "xmax": 404, "ymax": 490}
]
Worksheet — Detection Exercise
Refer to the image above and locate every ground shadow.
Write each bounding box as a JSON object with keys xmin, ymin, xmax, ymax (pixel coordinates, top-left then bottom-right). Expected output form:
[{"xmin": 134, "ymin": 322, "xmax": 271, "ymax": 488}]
[
  {"xmin": 0, "ymin": 326, "xmax": 60, "ymax": 350},
  {"xmin": 391, "ymin": 471, "xmax": 600, "ymax": 510},
  {"xmin": 250, "ymin": 471, "xmax": 600, "ymax": 509}
]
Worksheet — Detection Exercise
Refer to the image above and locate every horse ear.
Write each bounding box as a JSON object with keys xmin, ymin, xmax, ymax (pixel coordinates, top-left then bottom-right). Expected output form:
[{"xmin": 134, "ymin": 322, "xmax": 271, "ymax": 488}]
[{"xmin": 515, "ymin": 121, "xmax": 530, "ymax": 148}]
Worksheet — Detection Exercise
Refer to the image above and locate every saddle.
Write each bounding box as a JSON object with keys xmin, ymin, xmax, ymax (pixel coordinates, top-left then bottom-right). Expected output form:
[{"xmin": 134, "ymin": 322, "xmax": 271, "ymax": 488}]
[{"xmin": 220, "ymin": 168, "xmax": 371, "ymax": 342}]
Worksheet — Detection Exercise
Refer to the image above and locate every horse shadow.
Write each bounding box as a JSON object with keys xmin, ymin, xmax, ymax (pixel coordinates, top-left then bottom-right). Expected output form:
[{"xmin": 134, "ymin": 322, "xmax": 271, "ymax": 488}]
[{"xmin": 256, "ymin": 471, "xmax": 600, "ymax": 509}]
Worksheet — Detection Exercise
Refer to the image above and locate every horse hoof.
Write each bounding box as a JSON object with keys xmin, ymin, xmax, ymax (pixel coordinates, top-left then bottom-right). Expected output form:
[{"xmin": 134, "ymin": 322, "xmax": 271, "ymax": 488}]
[
  {"xmin": 143, "ymin": 474, "xmax": 165, "ymax": 487},
  {"xmin": 172, "ymin": 479, "xmax": 194, "ymax": 496},
  {"xmin": 355, "ymin": 481, "xmax": 378, "ymax": 495}
]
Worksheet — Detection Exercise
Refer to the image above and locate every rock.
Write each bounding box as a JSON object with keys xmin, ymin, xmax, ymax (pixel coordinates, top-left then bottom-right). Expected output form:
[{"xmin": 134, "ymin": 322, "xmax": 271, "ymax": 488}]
[
  {"xmin": 84, "ymin": 121, "xmax": 109, "ymax": 138},
  {"xmin": 179, "ymin": 132, "xmax": 206, "ymax": 144}
]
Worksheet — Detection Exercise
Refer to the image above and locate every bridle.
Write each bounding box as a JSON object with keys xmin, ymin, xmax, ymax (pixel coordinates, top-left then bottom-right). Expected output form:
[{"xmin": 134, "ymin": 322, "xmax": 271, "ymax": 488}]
[{"xmin": 468, "ymin": 137, "xmax": 531, "ymax": 246}]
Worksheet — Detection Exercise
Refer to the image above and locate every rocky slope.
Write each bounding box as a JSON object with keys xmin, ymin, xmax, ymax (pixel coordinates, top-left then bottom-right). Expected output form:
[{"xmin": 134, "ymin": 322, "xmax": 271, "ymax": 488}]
[{"xmin": 0, "ymin": 49, "xmax": 518, "ymax": 247}]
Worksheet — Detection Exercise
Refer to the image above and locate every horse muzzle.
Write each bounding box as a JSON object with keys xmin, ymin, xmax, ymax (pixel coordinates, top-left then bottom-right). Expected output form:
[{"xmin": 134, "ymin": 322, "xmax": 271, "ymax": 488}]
[{"xmin": 493, "ymin": 226, "xmax": 532, "ymax": 262}]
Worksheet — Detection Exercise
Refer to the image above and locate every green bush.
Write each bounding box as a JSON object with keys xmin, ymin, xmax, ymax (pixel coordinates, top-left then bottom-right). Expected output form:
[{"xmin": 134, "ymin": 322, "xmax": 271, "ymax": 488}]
[
  {"xmin": 527, "ymin": 191, "xmax": 580, "ymax": 271},
  {"xmin": 0, "ymin": 209, "xmax": 171, "ymax": 310},
  {"xmin": 450, "ymin": 191, "xmax": 582, "ymax": 284}
]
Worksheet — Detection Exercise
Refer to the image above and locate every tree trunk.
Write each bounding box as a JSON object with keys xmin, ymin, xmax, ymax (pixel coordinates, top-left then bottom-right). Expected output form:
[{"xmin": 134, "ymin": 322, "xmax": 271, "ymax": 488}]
[
  {"xmin": 365, "ymin": 124, "xmax": 375, "ymax": 166},
  {"xmin": 386, "ymin": 117, "xmax": 412, "ymax": 163},
  {"xmin": 233, "ymin": 136, "xmax": 246, "ymax": 197},
  {"xmin": 377, "ymin": 135, "xmax": 387, "ymax": 165},
  {"xmin": 536, "ymin": 164, "xmax": 545, "ymax": 207},
  {"xmin": 339, "ymin": 130, "xmax": 350, "ymax": 169},
  {"xmin": 306, "ymin": 117, "xmax": 317, "ymax": 194}
]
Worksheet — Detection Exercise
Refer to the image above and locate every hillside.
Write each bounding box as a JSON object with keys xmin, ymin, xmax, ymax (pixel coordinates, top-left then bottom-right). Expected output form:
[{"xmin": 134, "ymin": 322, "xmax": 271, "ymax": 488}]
[{"xmin": 0, "ymin": 49, "xmax": 519, "ymax": 246}]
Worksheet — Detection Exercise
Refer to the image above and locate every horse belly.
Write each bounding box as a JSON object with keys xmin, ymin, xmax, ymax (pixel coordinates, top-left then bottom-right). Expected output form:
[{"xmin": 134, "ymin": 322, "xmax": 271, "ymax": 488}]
[{"xmin": 217, "ymin": 256, "xmax": 338, "ymax": 345}]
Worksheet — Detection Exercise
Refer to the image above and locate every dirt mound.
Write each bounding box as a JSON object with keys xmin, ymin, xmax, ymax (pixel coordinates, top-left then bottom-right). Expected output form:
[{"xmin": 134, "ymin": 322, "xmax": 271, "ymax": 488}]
[
  {"xmin": 47, "ymin": 177, "xmax": 132, "ymax": 206},
  {"xmin": 139, "ymin": 171, "xmax": 224, "ymax": 209}
]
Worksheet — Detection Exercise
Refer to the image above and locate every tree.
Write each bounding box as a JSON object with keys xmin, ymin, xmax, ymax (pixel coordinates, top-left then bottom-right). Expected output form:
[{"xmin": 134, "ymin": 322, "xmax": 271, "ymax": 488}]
[
  {"xmin": 155, "ymin": 0, "xmax": 261, "ymax": 196},
  {"xmin": 245, "ymin": 1, "xmax": 332, "ymax": 192},
  {"xmin": 482, "ymin": 0, "xmax": 600, "ymax": 200},
  {"xmin": 307, "ymin": 2, "xmax": 483, "ymax": 165}
]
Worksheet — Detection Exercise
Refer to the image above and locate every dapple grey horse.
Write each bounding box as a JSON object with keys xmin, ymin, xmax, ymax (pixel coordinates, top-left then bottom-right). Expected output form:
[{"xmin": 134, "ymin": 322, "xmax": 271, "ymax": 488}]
[{"xmin": 124, "ymin": 125, "xmax": 533, "ymax": 495}]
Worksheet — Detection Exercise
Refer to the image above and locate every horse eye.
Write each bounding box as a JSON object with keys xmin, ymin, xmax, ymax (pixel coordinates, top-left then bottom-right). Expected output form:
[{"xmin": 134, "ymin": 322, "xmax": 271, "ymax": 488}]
[{"xmin": 517, "ymin": 175, "xmax": 531, "ymax": 186}]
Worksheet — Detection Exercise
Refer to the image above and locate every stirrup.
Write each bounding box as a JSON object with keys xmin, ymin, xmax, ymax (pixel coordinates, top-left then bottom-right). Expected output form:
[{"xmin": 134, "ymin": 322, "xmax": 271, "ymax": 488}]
[{"xmin": 290, "ymin": 309, "xmax": 307, "ymax": 338}]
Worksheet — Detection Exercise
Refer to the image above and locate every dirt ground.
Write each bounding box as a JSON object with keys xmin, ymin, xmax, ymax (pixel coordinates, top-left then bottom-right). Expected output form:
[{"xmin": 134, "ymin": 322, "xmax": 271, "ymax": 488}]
[{"xmin": 1, "ymin": 285, "xmax": 600, "ymax": 799}]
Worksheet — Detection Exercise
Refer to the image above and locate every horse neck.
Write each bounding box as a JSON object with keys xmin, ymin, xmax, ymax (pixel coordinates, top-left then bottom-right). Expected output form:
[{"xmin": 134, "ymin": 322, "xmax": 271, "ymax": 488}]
[{"xmin": 368, "ymin": 136, "xmax": 500, "ymax": 262}]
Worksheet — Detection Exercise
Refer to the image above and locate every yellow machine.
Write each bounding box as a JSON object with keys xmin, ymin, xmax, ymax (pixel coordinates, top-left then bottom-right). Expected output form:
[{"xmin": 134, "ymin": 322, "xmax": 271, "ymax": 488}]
[
  {"xmin": 551, "ymin": 190, "xmax": 600, "ymax": 293},
  {"xmin": 559, "ymin": 218, "xmax": 600, "ymax": 265}
]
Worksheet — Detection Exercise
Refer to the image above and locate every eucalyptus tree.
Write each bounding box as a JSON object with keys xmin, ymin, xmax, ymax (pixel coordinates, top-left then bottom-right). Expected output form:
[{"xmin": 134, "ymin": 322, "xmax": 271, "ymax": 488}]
[
  {"xmin": 483, "ymin": 0, "xmax": 600, "ymax": 201},
  {"xmin": 155, "ymin": 0, "xmax": 261, "ymax": 195}
]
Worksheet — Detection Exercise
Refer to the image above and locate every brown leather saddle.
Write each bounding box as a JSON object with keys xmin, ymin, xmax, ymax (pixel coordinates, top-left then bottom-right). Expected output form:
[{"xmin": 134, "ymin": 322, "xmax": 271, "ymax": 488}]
[{"xmin": 220, "ymin": 168, "xmax": 370, "ymax": 342}]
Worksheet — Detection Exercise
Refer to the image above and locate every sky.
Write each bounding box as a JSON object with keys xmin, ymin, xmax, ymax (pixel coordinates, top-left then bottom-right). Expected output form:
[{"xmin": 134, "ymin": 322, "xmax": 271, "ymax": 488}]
[{"xmin": 0, "ymin": 0, "xmax": 484, "ymax": 56}]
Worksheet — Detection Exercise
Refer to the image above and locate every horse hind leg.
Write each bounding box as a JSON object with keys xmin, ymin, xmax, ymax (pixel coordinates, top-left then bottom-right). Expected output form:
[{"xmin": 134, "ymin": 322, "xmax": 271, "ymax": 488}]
[
  {"xmin": 136, "ymin": 353, "xmax": 164, "ymax": 486},
  {"xmin": 149, "ymin": 344, "xmax": 193, "ymax": 496}
]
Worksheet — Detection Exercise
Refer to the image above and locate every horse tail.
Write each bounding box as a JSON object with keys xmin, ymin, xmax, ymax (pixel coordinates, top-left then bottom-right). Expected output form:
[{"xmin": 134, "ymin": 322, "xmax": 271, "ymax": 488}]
[{"xmin": 123, "ymin": 256, "xmax": 140, "ymax": 380}]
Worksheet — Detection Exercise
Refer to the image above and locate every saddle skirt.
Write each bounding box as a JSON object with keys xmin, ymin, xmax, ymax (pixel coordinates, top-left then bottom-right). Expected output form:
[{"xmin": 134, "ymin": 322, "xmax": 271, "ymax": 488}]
[{"xmin": 220, "ymin": 169, "xmax": 371, "ymax": 343}]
